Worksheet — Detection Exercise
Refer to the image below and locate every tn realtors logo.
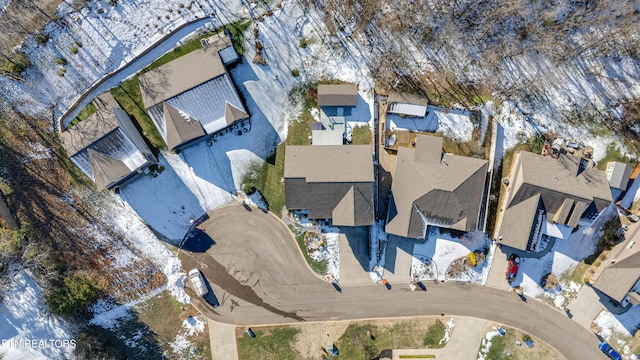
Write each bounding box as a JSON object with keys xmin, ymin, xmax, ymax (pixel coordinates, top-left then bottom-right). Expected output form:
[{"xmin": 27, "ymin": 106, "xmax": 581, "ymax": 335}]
[{"xmin": 2, "ymin": 339, "xmax": 76, "ymax": 348}]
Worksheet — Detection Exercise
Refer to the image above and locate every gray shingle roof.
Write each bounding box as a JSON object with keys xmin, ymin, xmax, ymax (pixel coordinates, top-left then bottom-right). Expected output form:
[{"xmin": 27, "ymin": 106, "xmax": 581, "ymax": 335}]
[
  {"xmin": 386, "ymin": 135, "xmax": 488, "ymax": 238},
  {"xmin": 317, "ymin": 84, "xmax": 358, "ymax": 107},
  {"xmin": 594, "ymin": 252, "xmax": 640, "ymax": 303},
  {"xmin": 284, "ymin": 145, "xmax": 374, "ymax": 226},
  {"xmin": 496, "ymin": 151, "xmax": 613, "ymax": 250},
  {"xmin": 606, "ymin": 161, "xmax": 631, "ymax": 190}
]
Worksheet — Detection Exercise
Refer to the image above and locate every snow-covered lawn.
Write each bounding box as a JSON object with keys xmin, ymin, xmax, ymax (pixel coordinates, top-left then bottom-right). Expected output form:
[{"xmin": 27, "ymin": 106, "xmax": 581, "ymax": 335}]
[
  {"xmin": 168, "ymin": 315, "xmax": 206, "ymax": 357},
  {"xmin": 477, "ymin": 328, "xmax": 503, "ymax": 360},
  {"xmin": 411, "ymin": 227, "xmax": 493, "ymax": 283},
  {"xmin": 0, "ymin": 271, "xmax": 75, "ymax": 360}
]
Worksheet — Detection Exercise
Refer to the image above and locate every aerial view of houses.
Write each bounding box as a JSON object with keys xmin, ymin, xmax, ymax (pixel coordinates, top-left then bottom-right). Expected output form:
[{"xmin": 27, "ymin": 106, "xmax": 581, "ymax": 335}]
[{"xmin": 1, "ymin": 1, "xmax": 640, "ymax": 360}]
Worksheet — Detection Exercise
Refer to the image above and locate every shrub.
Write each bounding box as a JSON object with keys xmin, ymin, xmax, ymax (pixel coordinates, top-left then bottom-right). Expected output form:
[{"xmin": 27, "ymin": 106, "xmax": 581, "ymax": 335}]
[
  {"xmin": 291, "ymin": 68, "xmax": 300, "ymax": 77},
  {"xmin": 0, "ymin": 51, "xmax": 31, "ymax": 77},
  {"xmin": 97, "ymin": 8, "xmax": 105, "ymax": 14},
  {"xmin": 253, "ymin": 51, "xmax": 267, "ymax": 65},
  {"xmin": 70, "ymin": 47, "xmax": 78, "ymax": 54},
  {"xmin": 47, "ymin": 276, "xmax": 101, "ymax": 318},
  {"xmin": 256, "ymin": 41, "xmax": 264, "ymax": 51},
  {"xmin": 466, "ymin": 252, "xmax": 477, "ymax": 267},
  {"xmin": 35, "ymin": 33, "xmax": 49, "ymax": 46},
  {"xmin": 58, "ymin": 68, "xmax": 66, "ymax": 76},
  {"xmin": 75, "ymin": 41, "xmax": 83, "ymax": 47},
  {"xmin": 55, "ymin": 57, "xmax": 67, "ymax": 65},
  {"xmin": 108, "ymin": 0, "xmax": 118, "ymax": 6},
  {"xmin": 522, "ymin": 334, "xmax": 532, "ymax": 342},
  {"xmin": 594, "ymin": 260, "xmax": 601, "ymax": 267},
  {"xmin": 299, "ymin": 37, "xmax": 309, "ymax": 48}
]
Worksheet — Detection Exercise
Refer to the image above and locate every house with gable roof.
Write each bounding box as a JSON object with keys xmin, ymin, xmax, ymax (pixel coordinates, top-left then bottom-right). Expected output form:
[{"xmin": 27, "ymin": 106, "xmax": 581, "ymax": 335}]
[
  {"xmin": 138, "ymin": 33, "xmax": 249, "ymax": 151},
  {"xmin": 284, "ymin": 145, "xmax": 374, "ymax": 226},
  {"xmin": 62, "ymin": 93, "xmax": 156, "ymax": 191},
  {"xmin": 311, "ymin": 83, "xmax": 358, "ymax": 145},
  {"xmin": 593, "ymin": 252, "xmax": 640, "ymax": 308},
  {"xmin": 494, "ymin": 151, "xmax": 612, "ymax": 252},
  {"xmin": 385, "ymin": 134, "xmax": 488, "ymax": 239}
]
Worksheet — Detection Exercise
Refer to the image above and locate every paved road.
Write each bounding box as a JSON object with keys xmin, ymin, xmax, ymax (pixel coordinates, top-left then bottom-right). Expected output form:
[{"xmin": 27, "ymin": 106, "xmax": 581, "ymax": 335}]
[{"xmin": 179, "ymin": 204, "xmax": 606, "ymax": 359}]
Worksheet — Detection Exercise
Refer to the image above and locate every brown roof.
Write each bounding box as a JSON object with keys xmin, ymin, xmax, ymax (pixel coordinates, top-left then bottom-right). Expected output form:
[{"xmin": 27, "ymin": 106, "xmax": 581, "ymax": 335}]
[
  {"xmin": 224, "ymin": 102, "xmax": 249, "ymax": 126},
  {"xmin": 386, "ymin": 135, "xmax": 488, "ymax": 238},
  {"xmin": 62, "ymin": 93, "xmax": 120, "ymax": 156},
  {"xmin": 164, "ymin": 102, "xmax": 206, "ymax": 150},
  {"xmin": 138, "ymin": 46, "xmax": 226, "ymax": 109},
  {"xmin": 284, "ymin": 145, "xmax": 374, "ymax": 226},
  {"xmin": 317, "ymin": 84, "xmax": 358, "ymax": 107},
  {"xmin": 594, "ymin": 252, "xmax": 640, "ymax": 303},
  {"xmin": 87, "ymin": 148, "xmax": 132, "ymax": 190},
  {"xmin": 284, "ymin": 145, "xmax": 373, "ymax": 183},
  {"xmin": 387, "ymin": 92, "xmax": 428, "ymax": 106},
  {"xmin": 496, "ymin": 151, "xmax": 612, "ymax": 250}
]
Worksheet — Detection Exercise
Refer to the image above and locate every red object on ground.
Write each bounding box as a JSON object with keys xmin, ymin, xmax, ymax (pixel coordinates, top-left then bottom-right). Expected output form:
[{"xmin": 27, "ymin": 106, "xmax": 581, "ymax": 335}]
[{"xmin": 506, "ymin": 254, "xmax": 520, "ymax": 281}]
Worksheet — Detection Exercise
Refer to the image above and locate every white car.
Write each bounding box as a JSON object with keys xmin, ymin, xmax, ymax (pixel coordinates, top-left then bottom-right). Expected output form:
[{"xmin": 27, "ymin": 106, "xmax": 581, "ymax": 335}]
[{"xmin": 188, "ymin": 269, "xmax": 207, "ymax": 297}]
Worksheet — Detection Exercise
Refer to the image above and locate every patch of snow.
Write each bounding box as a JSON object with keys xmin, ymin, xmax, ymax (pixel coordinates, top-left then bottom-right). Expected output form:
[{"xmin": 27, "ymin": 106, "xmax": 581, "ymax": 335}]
[
  {"xmin": 477, "ymin": 329, "xmax": 502, "ymax": 360},
  {"xmin": 0, "ymin": 0, "xmax": 11, "ymax": 12},
  {"xmin": 594, "ymin": 310, "xmax": 633, "ymax": 339},
  {"xmin": 386, "ymin": 105, "xmax": 475, "ymax": 141},
  {"xmin": 89, "ymin": 286, "xmax": 165, "ymax": 329},
  {"xmin": 369, "ymin": 221, "xmax": 388, "ymax": 283},
  {"xmin": 441, "ymin": 318, "xmax": 455, "ymax": 345},
  {"xmin": 323, "ymin": 228, "xmax": 341, "ymax": 281},
  {"xmin": 168, "ymin": 315, "xmax": 206, "ymax": 356},
  {"xmin": 0, "ymin": 271, "xmax": 75, "ymax": 360},
  {"xmin": 411, "ymin": 228, "xmax": 491, "ymax": 282}
]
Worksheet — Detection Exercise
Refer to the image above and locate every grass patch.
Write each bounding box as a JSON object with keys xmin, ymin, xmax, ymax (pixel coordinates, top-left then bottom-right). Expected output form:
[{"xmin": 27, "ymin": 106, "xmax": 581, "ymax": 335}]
[
  {"xmin": 351, "ymin": 125, "xmax": 371, "ymax": 145},
  {"xmin": 243, "ymin": 143, "xmax": 286, "ymax": 214},
  {"xmin": 560, "ymin": 261, "xmax": 591, "ymax": 285},
  {"xmin": 288, "ymin": 225, "xmax": 327, "ymax": 274},
  {"xmin": 597, "ymin": 143, "xmax": 637, "ymax": 171},
  {"xmin": 135, "ymin": 291, "xmax": 211, "ymax": 359},
  {"xmin": 336, "ymin": 321, "xmax": 439, "ymax": 359},
  {"xmin": 110, "ymin": 82, "xmax": 166, "ymax": 150},
  {"xmin": 484, "ymin": 331, "xmax": 507, "ymax": 359},
  {"xmin": 237, "ymin": 327, "xmax": 301, "ymax": 360},
  {"xmin": 423, "ymin": 320, "xmax": 446, "ymax": 348},
  {"xmin": 69, "ymin": 102, "xmax": 97, "ymax": 127}
]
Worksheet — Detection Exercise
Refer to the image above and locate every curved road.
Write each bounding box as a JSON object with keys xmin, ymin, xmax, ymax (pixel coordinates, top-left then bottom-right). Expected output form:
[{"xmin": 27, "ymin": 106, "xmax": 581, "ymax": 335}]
[{"xmin": 178, "ymin": 204, "xmax": 605, "ymax": 359}]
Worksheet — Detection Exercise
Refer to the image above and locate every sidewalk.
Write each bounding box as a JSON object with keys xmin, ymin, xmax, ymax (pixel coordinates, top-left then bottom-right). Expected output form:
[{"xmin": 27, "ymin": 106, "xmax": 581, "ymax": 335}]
[
  {"xmin": 209, "ymin": 319, "xmax": 238, "ymax": 360},
  {"xmin": 392, "ymin": 317, "xmax": 488, "ymax": 359}
]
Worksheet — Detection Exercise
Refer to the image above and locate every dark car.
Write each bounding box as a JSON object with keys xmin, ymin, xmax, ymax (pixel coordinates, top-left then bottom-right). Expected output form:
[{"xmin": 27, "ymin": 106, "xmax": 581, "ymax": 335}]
[
  {"xmin": 506, "ymin": 254, "xmax": 520, "ymax": 281},
  {"xmin": 599, "ymin": 342, "xmax": 622, "ymax": 360}
]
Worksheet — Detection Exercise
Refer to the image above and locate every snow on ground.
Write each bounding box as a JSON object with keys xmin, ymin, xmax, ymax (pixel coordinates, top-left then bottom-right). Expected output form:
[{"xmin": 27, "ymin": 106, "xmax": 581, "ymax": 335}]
[
  {"xmin": 89, "ymin": 286, "xmax": 166, "ymax": 330},
  {"xmin": 441, "ymin": 318, "xmax": 455, "ymax": 345},
  {"xmin": 594, "ymin": 306, "xmax": 640, "ymax": 358},
  {"xmin": 369, "ymin": 220, "xmax": 388, "ymax": 283},
  {"xmin": 514, "ymin": 205, "xmax": 617, "ymax": 304},
  {"xmin": 323, "ymin": 227, "xmax": 341, "ymax": 281},
  {"xmin": 386, "ymin": 105, "xmax": 475, "ymax": 142},
  {"xmin": 168, "ymin": 316, "xmax": 206, "ymax": 356},
  {"xmin": 411, "ymin": 227, "xmax": 492, "ymax": 283},
  {"xmin": 118, "ymin": 155, "xmax": 205, "ymax": 243},
  {"xmin": 477, "ymin": 328, "xmax": 502, "ymax": 360},
  {"xmin": 0, "ymin": 0, "xmax": 11, "ymax": 12},
  {"xmin": 0, "ymin": 271, "xmax": 75, "ymax": 360}
]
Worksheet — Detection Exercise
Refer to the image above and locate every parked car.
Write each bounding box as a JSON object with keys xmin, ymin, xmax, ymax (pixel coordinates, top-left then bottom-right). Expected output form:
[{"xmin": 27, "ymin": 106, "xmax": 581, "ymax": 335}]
[
  {"xmin": 506, "ymin": 254, "xmax": 520, "ymax": 281},
  {"xmin": 188, "ymin": 268, "xmax": 208, "ymax": 297},
  {"xmin": 629, "ymin": 214, "xmax": 639, "ymax": 222},
  {"xmin": 599, "ymin": 342, "xmax": 622, "ymax": 360}
]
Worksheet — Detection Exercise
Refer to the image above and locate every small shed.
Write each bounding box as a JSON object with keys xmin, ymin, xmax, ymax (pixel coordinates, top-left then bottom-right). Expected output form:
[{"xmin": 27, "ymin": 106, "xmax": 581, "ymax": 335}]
[{"xmin": 387, "ymin": 92, "xmax": 428, "ymax": 117}]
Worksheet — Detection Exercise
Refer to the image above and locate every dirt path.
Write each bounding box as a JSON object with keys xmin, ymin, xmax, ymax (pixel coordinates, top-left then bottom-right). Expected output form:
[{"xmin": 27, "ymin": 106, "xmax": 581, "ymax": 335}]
[{"xmin": 0, "ymin": 0, "xmax": 62, "ymax": 56}]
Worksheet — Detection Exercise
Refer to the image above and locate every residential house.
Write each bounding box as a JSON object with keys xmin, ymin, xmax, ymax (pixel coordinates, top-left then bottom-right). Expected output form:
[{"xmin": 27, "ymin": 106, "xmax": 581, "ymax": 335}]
[
  {"xmin": 387, "ymin": 92, "xmax": 428, "ymax": 117},
  {"xmin": 605, "ymin": 161, "xmax": 632, "ymax": 200},
  {"xmin": 311, "ymin": 83, "xmax": 358, "ymax": 145},
  {"xmin": 62, "ymin": 93, "xmax": 156, "ymax": 191},
  {"xmin": 593, "ymin": 252, "xmax": 640, "ymax": 308},
  {"xmin": 284, "ymin": 145, "xmax": 374, "ymax": 226},
  {"xmin": 385, "ymin": 135, "xmax": 488, "ymax": 239},
  {"xmin": 495, "ymin": 151, "xmax": 612, "ymax": 252},
  {"xmin": 138, "ymin": 33, "xmax": 249, "ymax": 151}
]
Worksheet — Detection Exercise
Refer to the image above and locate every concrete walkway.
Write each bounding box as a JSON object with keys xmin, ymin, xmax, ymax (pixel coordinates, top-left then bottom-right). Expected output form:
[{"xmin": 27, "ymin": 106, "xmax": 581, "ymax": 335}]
[
  {"xmin": 209, "ymin": 320, "xmax": 239, "ymax": 360},
  {"xmin": 392, "ymin": 316, "xmax": 488, "ymax": 359}
]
